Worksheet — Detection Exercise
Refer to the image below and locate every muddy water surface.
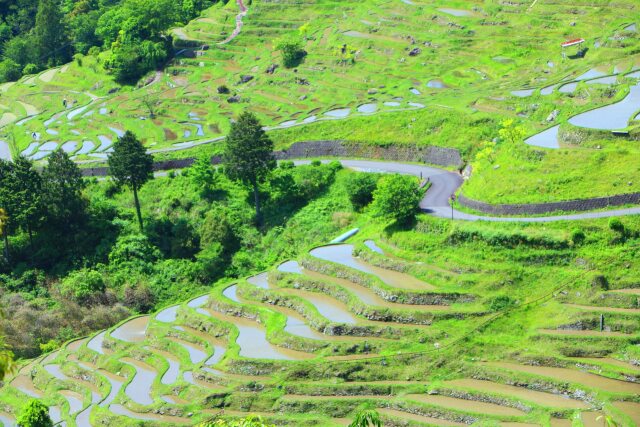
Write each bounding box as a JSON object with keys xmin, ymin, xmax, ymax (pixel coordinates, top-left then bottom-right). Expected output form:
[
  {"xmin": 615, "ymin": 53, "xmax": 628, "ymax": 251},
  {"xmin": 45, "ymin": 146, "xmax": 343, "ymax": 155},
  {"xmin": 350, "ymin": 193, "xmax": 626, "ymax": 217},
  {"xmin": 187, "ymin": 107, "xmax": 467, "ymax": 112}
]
[
  {"xmin": 406, "ymin": 393, "xmax": 525, "ymax": 416},
  {"xmin": 11, "ymin": 375, "xmax": 43, "ymax": 398},
  {"xmin": 379, "ymin": 408, "xmax": 464, "ymax": 426},
  {"xmin": 87, "ymin": 331, "xmax": 106, "ymax": 354},
  {"xmin": 197, "ymin": 306, "xmax": 313, "ymax": 360},
  {"xmin": 155, "ymin": 350, "xmax": 180, "ymax": 384},
  {"xmin": 98, "ymin": 369, "xmax": 124, "ymax": 407},
  {"xmin": 612, "ymin": 401, "xmax": 640, "ymax": 424},
  {"xmin": 109, "ymin": 404, "xmax": 191, "ymax": 424},
  {"xmin": 303, "ymin": 266, "xmax": 449, "ymax": 311},
  {"xmin": 485, "ymin": 362, "xmax": 640, "ymax": 394},
  {"xmin": 111, "ymin": 316, "xmax": 149, "ymax": 343},
  {"xmin": 283, "ymin": 288, "xmax": 357, "ymax": 324},
  {"xmin": 156, "ymin": 305, "xmax": 179, "ymax": 322},
  {"xmin": 122, "ymin": 357, "xmax": 156, "ymax": 405},
  {"xmin": 171, "ymin": 338, "xmax": 208, "ymax": 364},
  {"xmin": 0, "ymin": 412, "xmax": 15, "ymax": 427},
  {"xmin": 444, "ymin": 379, "xmax": 589, "ymax": 409},
  {"xmin": 60, "ymin": 390, "xmax": 84, "ymax": 414},
  {"xmin": 310, "ymin": 244, "xmax": 433, "ymax": 290}
]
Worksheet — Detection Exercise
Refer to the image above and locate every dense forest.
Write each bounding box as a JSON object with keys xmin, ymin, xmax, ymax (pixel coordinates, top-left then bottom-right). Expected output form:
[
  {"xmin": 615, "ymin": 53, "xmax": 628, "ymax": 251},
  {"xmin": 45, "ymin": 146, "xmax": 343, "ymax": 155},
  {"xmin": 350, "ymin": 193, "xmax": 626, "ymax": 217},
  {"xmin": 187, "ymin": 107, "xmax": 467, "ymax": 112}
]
[{"xmin": 0, "ymin": 0, "xmax": 216, "ymax": 83}]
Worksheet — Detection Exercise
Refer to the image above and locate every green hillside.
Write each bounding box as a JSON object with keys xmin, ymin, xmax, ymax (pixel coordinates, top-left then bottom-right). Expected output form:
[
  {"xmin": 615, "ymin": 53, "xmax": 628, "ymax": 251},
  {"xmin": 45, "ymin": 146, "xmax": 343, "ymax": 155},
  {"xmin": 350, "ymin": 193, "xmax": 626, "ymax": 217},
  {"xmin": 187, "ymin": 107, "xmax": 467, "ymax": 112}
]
[
  {"xmin": 0, "ymin": 0, "xmax": 639, "ymax": 426},
  {"xmin": 0, "ymin": 0, "xmax": 638, "ymax": 204}
]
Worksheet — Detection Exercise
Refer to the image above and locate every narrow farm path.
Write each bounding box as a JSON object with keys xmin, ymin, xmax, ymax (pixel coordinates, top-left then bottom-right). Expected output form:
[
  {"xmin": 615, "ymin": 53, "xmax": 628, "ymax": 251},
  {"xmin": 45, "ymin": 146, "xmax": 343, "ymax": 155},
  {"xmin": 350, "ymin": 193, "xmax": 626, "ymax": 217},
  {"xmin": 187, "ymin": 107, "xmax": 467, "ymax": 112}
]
[{"xmin": 219, "ymin": 0, "xmax": 248, "ymax": 45}]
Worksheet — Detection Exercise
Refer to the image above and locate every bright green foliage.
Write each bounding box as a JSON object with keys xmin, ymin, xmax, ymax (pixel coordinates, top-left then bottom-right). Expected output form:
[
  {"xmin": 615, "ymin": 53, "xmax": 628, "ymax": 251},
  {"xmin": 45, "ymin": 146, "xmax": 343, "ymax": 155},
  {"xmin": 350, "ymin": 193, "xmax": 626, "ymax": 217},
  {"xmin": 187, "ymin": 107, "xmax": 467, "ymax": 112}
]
[
  {"xmin": 371, "ymin": 174, "xmax": 421, "ymax": 225},
  {"xmin": 201, "ymin": 206, "xmax": 238, "ymax": 252},
  {"xmin": 275, "ymin": 36, "xmax": 305, "ymax": 68},
  {"xmin": 105, "ymin": 40, "xmax": 169, "ymax": 84},
  {"xmin": 190, "ymin": 155, "xmax": 218, "ymax": 198},
  {"xmin": 345, "ymin": 174, "xmax": 378, "ymax": 211},
  {"xmin": 488, "ymin": 295, "xmax": 515, "ymax": 312},
  {"xmin": 349, "ymin": 409, "xmax": 382, "ymax": 427},
  {"xmin": 108, "ymin": 131, "xmax": 154, "ymax": 230},
  {"xmin": 199, "ymin": 415, "xmax": 276, "ymax": 427},
  {"xmin": 498, "ymin": 119, "xmax": 526, "ymax": 158},
  {"xmin": 0, "ymin": 59, "xmax": 21, "ymax": 82},
  {"xmin": 223, "ymin": 111, "xmax": 276, "ymax": 224},
  {"xmin": 16, "ymin": 400, "xmax": 52, "ymax": 427},
  {"xmin": 0, "ymin": 158, "xmax": 43, "ymax": 242},
  {"xmin": 0, "ymin": 344, "xmax": 12, "ymax": 380},
  {"xmin": 58, "ymin": 268, "xmax": 105, "ymax": 304},
  {"xmin": 41, "ymin": 150, "xmax": 87, "ymax": 233},
  {"xmin": 109, "ymin": 234, "xmax": 160, "ymax": 270},
  {"xmin": 34, "ymin": 0, "xmax": 71, "ymax": 67}
]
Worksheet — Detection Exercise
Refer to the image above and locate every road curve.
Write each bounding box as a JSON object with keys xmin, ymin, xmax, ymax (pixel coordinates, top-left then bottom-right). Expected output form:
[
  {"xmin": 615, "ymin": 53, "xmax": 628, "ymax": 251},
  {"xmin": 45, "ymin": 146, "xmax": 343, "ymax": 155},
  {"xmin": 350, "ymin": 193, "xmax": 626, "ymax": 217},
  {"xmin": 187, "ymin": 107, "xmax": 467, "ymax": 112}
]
[{"xmin": 303, "ymin": 160, "xmax": 640, "ymax": 222}]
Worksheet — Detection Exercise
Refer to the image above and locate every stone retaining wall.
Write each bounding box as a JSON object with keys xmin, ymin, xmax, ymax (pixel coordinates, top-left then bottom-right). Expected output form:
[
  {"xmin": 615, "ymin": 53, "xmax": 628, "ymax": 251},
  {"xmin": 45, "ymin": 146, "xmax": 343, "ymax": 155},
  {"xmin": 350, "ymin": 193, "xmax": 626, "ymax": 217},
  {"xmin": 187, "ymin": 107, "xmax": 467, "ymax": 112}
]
[
  {"xmin": 458, "ymin": 192, "xmax": 640, "ymax": 215},
  {"xmin": 273, "ymin": 140, "xmax": 464, "ymax": 168},
  {"xmin": 81, "ymin": 140, "xmax": 463, "ymax": 176}
]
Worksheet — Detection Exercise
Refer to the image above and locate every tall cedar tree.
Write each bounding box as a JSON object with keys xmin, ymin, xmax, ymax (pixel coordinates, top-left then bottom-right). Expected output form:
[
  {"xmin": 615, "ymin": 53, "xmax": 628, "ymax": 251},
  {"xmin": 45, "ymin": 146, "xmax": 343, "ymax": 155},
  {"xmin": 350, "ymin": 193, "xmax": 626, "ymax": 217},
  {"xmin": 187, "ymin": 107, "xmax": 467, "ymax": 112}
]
[
  {"xmin": 0, "ymin": 161, "xmax": 13, "ymax": 260},
  {"xmin": 41, "ymin": 150, "xmax": 87, "ymax": 233},
  {"xmin": 108, "ymin": 131, "xmax": 154, "ymax": 231},
  {"xmin": 223, "ymin": 111, "xmax": 275, "ymax": 224},
  {"xmin": 0, "ymin": 157, "xmax": 43, "ymax": 257},
  {"xmin": 34, "ymin": 0, "xmax": 70, "ymax": 67},
  {"xmin": 11, "ymin": 157, "xmax": 43, "ymax": 246}
]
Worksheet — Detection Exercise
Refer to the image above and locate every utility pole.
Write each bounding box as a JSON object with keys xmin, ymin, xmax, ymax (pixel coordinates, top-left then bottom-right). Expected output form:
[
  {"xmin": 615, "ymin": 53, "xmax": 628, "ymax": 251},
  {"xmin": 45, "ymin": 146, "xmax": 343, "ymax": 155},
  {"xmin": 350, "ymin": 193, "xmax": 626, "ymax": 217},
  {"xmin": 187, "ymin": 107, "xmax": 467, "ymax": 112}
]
[{"xmin": 450, "ymin": 195, "xmax": 456, "ymax": 220}]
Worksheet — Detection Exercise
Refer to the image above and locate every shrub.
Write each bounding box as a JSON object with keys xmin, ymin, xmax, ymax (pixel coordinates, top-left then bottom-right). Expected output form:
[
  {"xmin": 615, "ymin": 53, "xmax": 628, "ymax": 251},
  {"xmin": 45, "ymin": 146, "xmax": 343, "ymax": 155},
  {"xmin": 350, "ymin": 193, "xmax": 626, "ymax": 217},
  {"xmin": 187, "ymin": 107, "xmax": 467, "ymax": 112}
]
[
  {"xmin": 608, "ymin": 218, "xmax": 624, "ymax": 233},
  {"xmin": 58, "ymin": 268, "xmax": 105, "ymax": 304},
  {"xmin": 0, "ymin": 59, "xmax": 21, "ymax": 82},
  {"xmin": 345, "ymin": 174, "xmax": 378, "ymax": 211},
  {"xmin": 275, "ymin": 37, "xmax": 305, "ymax": 68},
  {"xmin": 17, "ymin": 400, "xmax": 52, "ymax": 427},
  {"xmin": 196, "ymin": 242, "xmax": 226, "ymax": 281},
  {"xmin": 123, "ymin": 283, "xmax": 155, "ymax": 312},
  {"xmin": 22, "ymin": 63, "xmax": 39, "ymax": 75},
  {"xmin": 488, "ymin": 295, "xmax": 515, "ymax": 312},
  {"xmin": 570, "ymin": 228, "xmax": 585, "ymax": 245},
  {"xmin": 108, "ymin": 234, "xmax": 161, "ymax": 271},
  {"xmin": 201, "ymin": 206, "xmax": 239, "ymax": 254},
  {"xmin": 371, "ymin": 174, "xmax": 421, "ymax": 224}
]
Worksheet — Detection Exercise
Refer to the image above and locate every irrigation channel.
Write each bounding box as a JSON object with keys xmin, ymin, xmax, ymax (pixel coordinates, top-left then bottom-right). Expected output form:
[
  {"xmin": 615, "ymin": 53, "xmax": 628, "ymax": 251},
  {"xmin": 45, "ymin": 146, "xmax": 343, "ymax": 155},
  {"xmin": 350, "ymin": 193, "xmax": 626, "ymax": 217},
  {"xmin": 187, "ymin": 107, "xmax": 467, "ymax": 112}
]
[{"xmin": 2, "ymin": 237, "xmax": 638, "ymax": 426}]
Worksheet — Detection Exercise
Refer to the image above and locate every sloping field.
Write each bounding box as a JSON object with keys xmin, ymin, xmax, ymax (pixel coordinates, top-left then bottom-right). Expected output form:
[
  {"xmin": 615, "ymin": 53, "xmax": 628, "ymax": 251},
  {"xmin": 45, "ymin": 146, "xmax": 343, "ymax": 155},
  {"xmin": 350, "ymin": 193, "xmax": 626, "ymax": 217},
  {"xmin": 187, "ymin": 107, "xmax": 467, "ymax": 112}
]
[{"xmin": 1, "ymin": 223, "xmax": 638, "ymax": 426}]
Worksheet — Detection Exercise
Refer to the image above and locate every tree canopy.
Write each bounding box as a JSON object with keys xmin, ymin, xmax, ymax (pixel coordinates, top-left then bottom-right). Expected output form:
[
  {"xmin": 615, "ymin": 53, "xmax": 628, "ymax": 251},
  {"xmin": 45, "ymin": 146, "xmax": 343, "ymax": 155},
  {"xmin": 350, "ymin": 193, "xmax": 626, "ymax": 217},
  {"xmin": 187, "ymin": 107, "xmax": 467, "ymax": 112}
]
[
  {"xmin": 17, "ymin": 399, "xmax": 52, "ymax": 427},
  {"xmin": 223, "ymin": 111, "xmax": 275, "ymax": 223},
  {"xmin": 371, "ymin": 174, "xmax": 422, "ymax": 225},
  {"xmin": 108, "ymin": 130, "xmax": 154, "ymax": 230}
]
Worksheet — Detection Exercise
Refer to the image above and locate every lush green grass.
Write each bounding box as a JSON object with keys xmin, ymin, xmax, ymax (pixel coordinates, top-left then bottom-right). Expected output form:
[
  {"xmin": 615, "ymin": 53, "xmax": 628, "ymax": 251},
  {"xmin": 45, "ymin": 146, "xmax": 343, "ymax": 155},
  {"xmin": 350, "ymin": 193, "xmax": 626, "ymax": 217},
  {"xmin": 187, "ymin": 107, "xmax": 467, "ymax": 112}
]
[{"xmin": 3, "ymin": 185, "xmax": 639, "ymax": 425}]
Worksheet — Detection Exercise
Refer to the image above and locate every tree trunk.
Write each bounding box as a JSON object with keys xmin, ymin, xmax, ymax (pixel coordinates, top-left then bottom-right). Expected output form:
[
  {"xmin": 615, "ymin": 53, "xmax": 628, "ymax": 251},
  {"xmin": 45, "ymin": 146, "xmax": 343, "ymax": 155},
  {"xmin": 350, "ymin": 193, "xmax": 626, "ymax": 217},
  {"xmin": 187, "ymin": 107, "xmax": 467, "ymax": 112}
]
[
  {"xmin": 2, "ymin": 231, "xmax": 8, "ymax": 263},
  {"xmin": 253, "ymin": 181, "xmax": 261, "ymax": 225},
  {"xmin": 133, "ymin": 184, "xmax": 144, "ymax": 231}
]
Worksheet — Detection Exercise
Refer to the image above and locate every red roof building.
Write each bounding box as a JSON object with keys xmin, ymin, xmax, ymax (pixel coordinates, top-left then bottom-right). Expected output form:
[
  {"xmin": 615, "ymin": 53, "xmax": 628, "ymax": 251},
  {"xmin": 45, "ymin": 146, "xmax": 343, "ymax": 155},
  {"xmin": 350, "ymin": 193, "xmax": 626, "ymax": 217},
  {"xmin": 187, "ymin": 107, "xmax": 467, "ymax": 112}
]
[{"xmin": 561, "ymin": 38, "xmax": 585, "ymax": 48}]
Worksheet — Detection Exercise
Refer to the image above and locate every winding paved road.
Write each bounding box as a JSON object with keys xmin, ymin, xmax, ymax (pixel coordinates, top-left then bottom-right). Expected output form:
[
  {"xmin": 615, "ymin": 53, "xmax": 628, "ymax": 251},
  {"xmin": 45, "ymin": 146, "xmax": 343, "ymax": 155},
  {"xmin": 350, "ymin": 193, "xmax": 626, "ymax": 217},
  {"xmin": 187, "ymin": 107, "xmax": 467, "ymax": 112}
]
[{"xmin": 312, "ymin": 160, "xmax": 640, "ymax": 222}]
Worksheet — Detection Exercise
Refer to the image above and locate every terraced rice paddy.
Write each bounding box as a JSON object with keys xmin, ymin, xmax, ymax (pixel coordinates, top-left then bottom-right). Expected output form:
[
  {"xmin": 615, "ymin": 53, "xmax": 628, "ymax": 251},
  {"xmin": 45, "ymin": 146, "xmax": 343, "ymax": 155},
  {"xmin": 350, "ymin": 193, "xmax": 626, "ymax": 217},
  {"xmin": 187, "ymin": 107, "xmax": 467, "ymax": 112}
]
[
  {"xmin": 0, "ymin": 233, "xmax": 637, "ymax": 426},
  {"xmin": 0, "ymin": 0, "xmax": 635, "ymax": 167}
]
